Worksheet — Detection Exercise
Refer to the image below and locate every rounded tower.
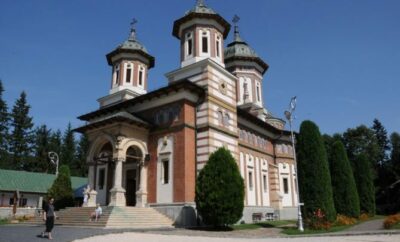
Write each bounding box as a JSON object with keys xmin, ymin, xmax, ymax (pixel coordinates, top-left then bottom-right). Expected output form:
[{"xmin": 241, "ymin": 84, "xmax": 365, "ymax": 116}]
[
  {"xmin": 99, "ymin": 20, "xmax": 155, "ymax": 107},
  {"xmin": 224, "ymin": 16, "xmax": 269, "ymax": 109},
  {"xmin": 172, "ymin": 0, "xmax": 230, "ymax": 68}
]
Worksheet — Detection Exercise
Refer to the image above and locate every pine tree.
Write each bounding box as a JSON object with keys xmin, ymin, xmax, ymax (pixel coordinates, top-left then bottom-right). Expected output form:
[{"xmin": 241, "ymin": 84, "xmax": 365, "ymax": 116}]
[
  {"xmin": 342, "ymin": 125, "xmax": 379, "ymax": 169},
  {"xmin": 297, "ymin": 120, "xmax": 336, "ymax": 222},
  {"xmin": 0, "ymin": 80, "xmax": 10, "ymax": 169},
  {"xmin": 195, "ymin": 147, "xmax": 244, "ymax": 227},
  {"xmin": 74, "ymin": 134, "xmax": 89, "ymax": 177},
  {"xmin": 47, "ymin": 165, "xmax": 74, "ymax": 209},
  {"xmin": 352, "ymin": 154, "xmax": 376, "ymax": 215},
  {"xmin": 61, "ymin": 123, "xmax": 75, "ymax": 168},
  {"xmin": 32, "ymin": 125, "xmax": 51, "ymax": 172},
  {"xmin": 372, "ymin": 119, "xmax": 390, "ymax": 165},
  {"xmin": 329, "ymin": 141, "xmax": 360, "ymax": 218},
  {"xmin": 9, "ymin": 91, "xmax": 34, "ymax": 170},
  {"xmin": 390, "ymin": 132, "xmax": 400, "ymax": 176}
]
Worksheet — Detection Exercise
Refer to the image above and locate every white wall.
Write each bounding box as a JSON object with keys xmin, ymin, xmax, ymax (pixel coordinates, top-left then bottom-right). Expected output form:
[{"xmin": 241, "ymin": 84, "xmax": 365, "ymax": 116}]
[
  {"xmin": 246, "ymin": 154, "xmax": 256, "ymax": 206},
  {"xmin": 1, "ymin": 192, "xmax": 43, "ymax": 208},
  {"xmin": 278, "ymin": 163, "xmax": 293, "ymax": 207},
  {"xmin": 156, "ymin": 136, "xmax": 174, "ymax": 203}
]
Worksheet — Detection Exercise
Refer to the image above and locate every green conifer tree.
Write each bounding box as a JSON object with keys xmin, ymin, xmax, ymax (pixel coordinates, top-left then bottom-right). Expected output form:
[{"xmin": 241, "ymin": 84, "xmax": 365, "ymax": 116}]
[
  {"xmin": 0, "ymin": 80, "xmax": 10, "ymax": 169},
  {"xmin": 74, "ymin": 134, "xmax": 89, "ymax": 177},
  {"xmin": 47, "ymin": 165, "xmax": 74, "ymax": 209},
  {"xmin": 297, "ymin": 120, "xmax": 336, "ymax": 222},
  {"xmin": 195, "ymin": 147, "xmax": 244, "ymax": 227},
  {"xmin": 61, "ymin": 123, "xmax": 75, "ymax": 168},
  {"xmin": 352, "ymin": 154, "xmax": 376, "ymax": 215},
  {"xmin": 9, "ymin": 91, "xmax": 34, "ymax": 170},
  {"xmin": 330, "ymin": 141, "xmax": 360, "ymax": 218},
  {"xmin": 32, "ymin": 125, "xmax": 51, "ymax": 172}
]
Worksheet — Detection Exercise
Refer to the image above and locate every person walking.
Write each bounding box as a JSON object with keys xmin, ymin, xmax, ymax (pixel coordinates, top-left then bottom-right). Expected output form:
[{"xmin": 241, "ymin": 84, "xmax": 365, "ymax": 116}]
[{"xmin": 41, "ymin": 197, "xmax": 56, "ymax": 240}]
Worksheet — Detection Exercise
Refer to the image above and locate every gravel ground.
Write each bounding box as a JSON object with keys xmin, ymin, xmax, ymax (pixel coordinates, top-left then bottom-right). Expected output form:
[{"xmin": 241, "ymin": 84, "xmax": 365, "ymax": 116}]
[{"xmin": 74, "ymin": 232, "xmax": 400, "ymax": 242}]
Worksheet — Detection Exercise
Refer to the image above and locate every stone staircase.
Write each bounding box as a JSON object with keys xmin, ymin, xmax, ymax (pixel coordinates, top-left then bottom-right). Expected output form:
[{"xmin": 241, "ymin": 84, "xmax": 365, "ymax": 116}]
[{"xmin": 24, "ymin": 206, "xmax": 173, "ymax": 228}]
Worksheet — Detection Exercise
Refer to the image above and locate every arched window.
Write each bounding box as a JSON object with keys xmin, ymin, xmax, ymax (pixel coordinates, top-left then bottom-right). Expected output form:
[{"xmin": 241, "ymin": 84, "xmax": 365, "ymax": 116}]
[
  {"xmin": 138, "ymin": 66, "xmax": 145, "ymax": 87},
  {"xmin": 125, "ymin": 63, "xmax": 132, "ymax": 83},
  {"xmin": 113, "ymin": 64, "xmax": 120, "ymax": 85},
  {"xmin": 200, "ymin": 30, "xmax": 210, "ymax": 55},
  {"xmin": 223, "ymin": 113, "xmax": 230, "ymax": 126},
  {"xmin": 217, "ymin": 110, "xmax": 223, "ymax": 124},
  {"xmin": 256, "ymin": 81, "xmax": 261, "ymax": 102},
  {"xmin": 215, "ymin": 35, "xmax": 221, "ymax": 58},
  {"xmin": 185, "ymin": 32, "xmax": 193, "ymax": 57}
]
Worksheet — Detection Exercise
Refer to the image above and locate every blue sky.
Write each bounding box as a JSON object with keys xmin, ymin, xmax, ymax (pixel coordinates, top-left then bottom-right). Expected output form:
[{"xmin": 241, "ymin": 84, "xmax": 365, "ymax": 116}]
[{"xmin": 0, "ymin": 0, "xmax": 399, "ymax": 135}]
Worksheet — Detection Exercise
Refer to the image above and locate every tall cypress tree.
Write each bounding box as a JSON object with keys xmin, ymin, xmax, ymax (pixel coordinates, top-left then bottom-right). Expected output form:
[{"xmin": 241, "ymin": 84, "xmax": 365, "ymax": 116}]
[
  {"xmin": 32, "ymin": 125, "xmax": 51, "ymax": 172},
  {"xmin": 297, "ymin": 120, "xmax": 336, "ymax": 222},
  {"xmin": 0, "ymin": 80, "xmax": 10, "ymax": 169},
  {"xmin": 61, "ymin": 123, "xmax": 75, "ymax": 168},
  {"xmin": 74, "ymin": 134, "xmax": 89, "ymax": 177},
  {"xmin": 372, "ymin": 119, "xmax": 390, "ymax": 165},
  {"xmin": 330, "ymin": 141, "xmax": 360, "ymax": 218},
  {"xmin": 352, "ymin": 154, "xmax": 376, "ymax": 215},
  {"xmin": 9, "ymin": 91, "xmax": 34, "ymax": 170}
]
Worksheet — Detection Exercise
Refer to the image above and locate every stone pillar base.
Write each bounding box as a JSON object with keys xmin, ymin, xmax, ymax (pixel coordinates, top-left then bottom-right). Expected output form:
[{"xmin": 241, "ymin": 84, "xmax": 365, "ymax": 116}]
[
  {"xmin": 108, "ymin": 187, "xmax": 126, "ymax": 206},
  {"xmin": 135, "ymin": 190, "xmax": 148, "ymax": 208},
  {"xmin": 87, "ymin": 190, "xmax": 98, "ymax": 207}
]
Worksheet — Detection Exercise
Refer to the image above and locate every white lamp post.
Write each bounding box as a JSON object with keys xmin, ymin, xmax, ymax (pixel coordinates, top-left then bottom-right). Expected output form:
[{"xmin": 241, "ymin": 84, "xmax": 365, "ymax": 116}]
[
  {"xmin": 48, "ymin": 151, "xmax": 59, "ymax": 176},
  {"xmin": 284, "ymin": 96, "xmax": 304, "ymax": 232}
]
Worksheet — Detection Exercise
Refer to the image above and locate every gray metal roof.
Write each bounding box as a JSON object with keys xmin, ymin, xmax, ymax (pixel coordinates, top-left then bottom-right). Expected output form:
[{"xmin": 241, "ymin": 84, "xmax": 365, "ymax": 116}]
[
  {"xmin": 224, "ymin": 24, "xmax": 259, "ymax": 59},
  {"xmin": 186, "ymin": 0, "xmax": 216, "ymax": 15}
]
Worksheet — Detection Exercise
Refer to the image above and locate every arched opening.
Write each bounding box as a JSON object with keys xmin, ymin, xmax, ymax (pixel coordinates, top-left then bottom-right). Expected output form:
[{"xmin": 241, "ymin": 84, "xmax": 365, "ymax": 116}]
[
  {"xmin": 94, "ymin": 142, "xmax": 114, "ymax": 206},
  {"xmin": 124, "ymin": 146, "xmax": 143, "ymax": 206}
]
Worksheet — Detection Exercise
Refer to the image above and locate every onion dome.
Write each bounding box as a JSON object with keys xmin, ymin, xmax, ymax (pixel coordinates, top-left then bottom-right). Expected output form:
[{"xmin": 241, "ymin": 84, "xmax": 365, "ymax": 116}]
[
  {"xmin": 224, "ymin": 16, "xmax": 268, "ymax": 74},
  {"xmin": 106, "ymin": 19, "xmax": 155, "ymax": 68}
]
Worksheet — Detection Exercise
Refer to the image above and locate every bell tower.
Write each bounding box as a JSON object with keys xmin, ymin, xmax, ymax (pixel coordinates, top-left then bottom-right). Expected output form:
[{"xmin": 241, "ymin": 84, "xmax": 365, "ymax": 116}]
[
  {"xmin": 225, "ymin": 16, "xmax": 269, "ymax": 119},
  {"xmin": 172, "ymin": 0, "xmax": 230, "ymax": 68},
  {"xmin": 98, "ymin": 19, "xmax": 155, "ymax": 108}
]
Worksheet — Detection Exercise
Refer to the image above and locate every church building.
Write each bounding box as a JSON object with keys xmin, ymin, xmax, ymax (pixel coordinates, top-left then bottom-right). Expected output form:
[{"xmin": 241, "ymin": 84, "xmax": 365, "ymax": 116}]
[{"xmin": 75, "ymin": 0, "xmax": 298, "ymax": 225}]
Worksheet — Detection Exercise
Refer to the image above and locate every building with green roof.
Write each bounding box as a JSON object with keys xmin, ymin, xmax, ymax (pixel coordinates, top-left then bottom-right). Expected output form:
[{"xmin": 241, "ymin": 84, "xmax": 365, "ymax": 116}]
[{"xmin": 0, "ymin": 169, "xmax": 87, "ymax": 208}]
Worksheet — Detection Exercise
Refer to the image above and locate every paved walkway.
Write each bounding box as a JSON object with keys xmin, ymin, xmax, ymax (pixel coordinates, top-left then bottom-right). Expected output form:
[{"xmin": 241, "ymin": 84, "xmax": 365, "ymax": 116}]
[
  {"xmin": 345, "ymin": 219, "xmax": 385, "ymax": 232},
  {"xmin": 74, "ymin": 232, "xmax": 400, "ymax": 242}
]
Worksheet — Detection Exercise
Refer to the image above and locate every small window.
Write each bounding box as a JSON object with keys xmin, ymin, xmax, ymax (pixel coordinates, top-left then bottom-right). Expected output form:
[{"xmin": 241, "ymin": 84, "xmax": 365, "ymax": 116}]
[
  {"xmin": 216, "ymin": 36, "xmax": 221, "ymax": 57},
  {"xmin": 283, "ymin": 178, "xmax": 289, "ymax": 194},
  {"xmin": 294, "ymin": 178, "xmax": 297, "ymax": 193},
  {"xmin": 9, "ymin": 198, "xmax": 14, "ymax": 205},
  {"xmin": 202, "ymin": 32, "xmax": 208, "ymax": 53},
  {"xmin": 114, "ymin": 65, "xmax": 120, "ymax": 85},
  {"xmin": 248, "ymin": 171, "xmax": 253, "ymax": 190},
  {"xmin": 98, "ymin": 168, "xmax": 105, "ymax": 190},
  {"xmin": 138, "ymin": 66, "xmax": 144, "ymax": 86},
  {"xmin": 223, "ymin": 113, "xmax": 230, "ymax": 126},
  {"xmin": 256, "ymin": 83, "xmax": 261, "ymax": 102},
  {"xmin": 125, "ymin": 64, "xmax": 132, "ymax": 83},
  {"xmin": 217, "ymin": 110, "xmax": 223, "ymax": 124},
  {"xmin": 19, "ymin": 198, "xmax": 27, "ymax": 207},
  {"xmin": 186, "ymin": 32, "xmax": 193, "ymax": 56},
  {"xmin": 263, "ymin": 175, "xmax": 267, "ymax": 192},
  {"xmin": 162, "ymin": 159, "xmax": 169, "ymax": 184}
]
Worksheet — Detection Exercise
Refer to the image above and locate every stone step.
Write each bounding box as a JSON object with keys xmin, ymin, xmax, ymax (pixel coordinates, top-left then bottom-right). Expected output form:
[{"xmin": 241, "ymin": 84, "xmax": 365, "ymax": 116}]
[{"xmin": 23, "ymin": 206, "xmax": 173, "ymax": 228}]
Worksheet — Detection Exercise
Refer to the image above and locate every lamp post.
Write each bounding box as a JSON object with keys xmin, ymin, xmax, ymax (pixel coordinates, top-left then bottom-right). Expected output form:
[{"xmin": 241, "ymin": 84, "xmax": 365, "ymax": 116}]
[
  {"xmin": 48, "ymin": 151, "xmax": 59, "ymax": 176},
  {"xmin": 284, "ymin": 96, "xmax": 304, "ymax": 232}
]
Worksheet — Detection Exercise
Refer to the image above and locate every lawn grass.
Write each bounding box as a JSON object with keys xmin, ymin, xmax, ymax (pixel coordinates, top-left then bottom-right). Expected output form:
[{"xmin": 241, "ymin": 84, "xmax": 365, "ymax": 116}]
[
  {"xmin": 393, "ymin": 223, "xmax": 400, "ymax": 229},
  {"xmin": 0, "ymin": 219, "xmax": 9, "ymax": 225},
  {"xmin": 232, "ymin": 220, "xmax": 295, "ymax": 230}
]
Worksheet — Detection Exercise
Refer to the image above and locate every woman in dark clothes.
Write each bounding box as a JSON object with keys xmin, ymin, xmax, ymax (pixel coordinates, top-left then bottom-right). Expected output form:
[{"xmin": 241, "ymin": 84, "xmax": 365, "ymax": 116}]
[{"xmin": 42, "ymin": 197, "xmax": 56, "ymax": 240}]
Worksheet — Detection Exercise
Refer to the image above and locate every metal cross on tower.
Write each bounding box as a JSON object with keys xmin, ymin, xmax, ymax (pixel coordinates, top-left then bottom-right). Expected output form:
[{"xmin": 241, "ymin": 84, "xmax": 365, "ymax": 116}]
[{"xmin": 129, "ymin": 18, "xmax": 138, "ymax": 41}]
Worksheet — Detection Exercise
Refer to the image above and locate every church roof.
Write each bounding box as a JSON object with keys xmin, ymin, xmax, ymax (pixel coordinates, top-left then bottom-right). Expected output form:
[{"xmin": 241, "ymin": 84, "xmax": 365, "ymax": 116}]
[
  {"xmin": 0, "ymin": 169, "xmax": 87, "ymax": 194},
  {"xmin": 224, "ymin": 19, "xmax": 269, "ymax": 74},
  {"xmin": 74, "ymin": 111, "xmax": 151, "ymax": 133},
  {"xmin": 106, "ymin": 20, "xmax": 155, "ymax": 68},
  {"xmin": 76, "ymin": 80, "xmax": 205, "ymax": 122},
  {"xmin": 172, "ymin": 1, "xmax": 230, "ymax": 39}
]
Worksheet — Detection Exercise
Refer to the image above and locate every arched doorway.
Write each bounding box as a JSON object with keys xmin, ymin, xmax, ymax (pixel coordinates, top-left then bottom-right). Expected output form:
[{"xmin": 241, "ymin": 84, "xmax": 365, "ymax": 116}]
[
  {"xmin": 94, "ymin": 142, "xmax": 114, "ymax": 206},
  {"xmin": 124, "ymin": 146, "xmax": 143, "ymax": 206}
]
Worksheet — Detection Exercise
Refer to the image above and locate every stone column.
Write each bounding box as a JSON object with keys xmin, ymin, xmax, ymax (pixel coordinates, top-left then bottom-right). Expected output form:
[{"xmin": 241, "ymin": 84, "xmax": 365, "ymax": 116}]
[
  {"xmin": 86, "ymin": 165, "xmax": 98, "ymax": 207},
  {"xmin": 108, "ymin": 157, "xmax": 126, "ymax": 206},
  {"xmin": 88, "ymin": 165, "xmax": 95, "ymax": 189},
  {"xmin": 136, "ymin": 160, "xmax": 148, "ymax": 207}
]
